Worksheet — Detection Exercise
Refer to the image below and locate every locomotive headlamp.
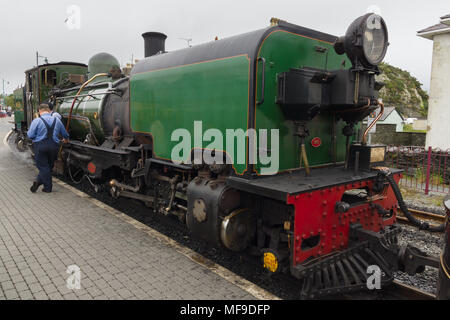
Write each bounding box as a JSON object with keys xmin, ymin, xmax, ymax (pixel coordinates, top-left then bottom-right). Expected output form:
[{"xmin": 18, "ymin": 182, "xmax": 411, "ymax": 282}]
[{"xmin": 335, "ymin": 13, "xmax": 389, "ymax": 69}]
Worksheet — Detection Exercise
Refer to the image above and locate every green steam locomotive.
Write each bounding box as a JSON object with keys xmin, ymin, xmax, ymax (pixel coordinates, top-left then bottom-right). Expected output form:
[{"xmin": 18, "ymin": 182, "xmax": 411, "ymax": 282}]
[{"xmin": 10, "ymin": 13, "xmax": 446, "ymax": 298}]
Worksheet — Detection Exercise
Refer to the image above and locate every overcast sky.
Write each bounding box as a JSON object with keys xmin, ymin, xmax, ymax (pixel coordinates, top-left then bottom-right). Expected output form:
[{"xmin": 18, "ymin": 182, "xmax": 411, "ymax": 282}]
[{"xmin": 1, "ymin": 0, "xmax": 449, "ymax": 95}]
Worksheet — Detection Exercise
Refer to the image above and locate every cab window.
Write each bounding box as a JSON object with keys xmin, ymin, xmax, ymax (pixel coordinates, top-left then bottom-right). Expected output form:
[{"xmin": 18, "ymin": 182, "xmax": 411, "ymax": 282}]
[{"xmin": 42, "ymin": 69, "xmax": 57, "ymax": 86}]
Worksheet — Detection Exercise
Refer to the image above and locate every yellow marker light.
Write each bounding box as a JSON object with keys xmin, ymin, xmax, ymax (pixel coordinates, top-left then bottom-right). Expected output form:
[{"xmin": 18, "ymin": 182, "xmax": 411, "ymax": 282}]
[{"xmin": 263, "ymin": 252, "xmax": 279, "ymax": 273}]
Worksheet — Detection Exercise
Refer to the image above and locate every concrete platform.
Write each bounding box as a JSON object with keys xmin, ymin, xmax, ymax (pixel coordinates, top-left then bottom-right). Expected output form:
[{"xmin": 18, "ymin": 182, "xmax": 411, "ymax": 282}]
[{"xmin": 0, "ymin": 117, "xmax": 277, "ymax": 300}]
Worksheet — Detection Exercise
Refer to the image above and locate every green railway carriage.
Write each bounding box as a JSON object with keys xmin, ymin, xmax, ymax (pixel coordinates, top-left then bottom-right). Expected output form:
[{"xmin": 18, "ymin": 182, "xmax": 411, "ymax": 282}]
[{"xmin": 12, "ymin": 87, "xmax": 25, "ymax": 129}]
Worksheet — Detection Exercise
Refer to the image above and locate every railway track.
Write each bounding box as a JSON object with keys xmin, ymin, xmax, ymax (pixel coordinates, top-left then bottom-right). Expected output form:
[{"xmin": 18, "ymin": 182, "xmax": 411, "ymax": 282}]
[
  {"xmin": 397, "ymin": 207, "xmax": 447, "ymax": 227},
  {"xmin": 330, "ymin": 281, "xmax": 436, "ymax": 300},
  {"xmin": 385, "ymin": 281, "xmax": 437, "ymax": 300}
]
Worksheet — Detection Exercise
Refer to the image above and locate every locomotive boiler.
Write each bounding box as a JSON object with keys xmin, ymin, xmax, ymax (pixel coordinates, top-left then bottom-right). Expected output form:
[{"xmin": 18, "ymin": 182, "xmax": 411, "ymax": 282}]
[{"xmin": 11, "ymin": 13, "xmax": 447, "ymax": 299}]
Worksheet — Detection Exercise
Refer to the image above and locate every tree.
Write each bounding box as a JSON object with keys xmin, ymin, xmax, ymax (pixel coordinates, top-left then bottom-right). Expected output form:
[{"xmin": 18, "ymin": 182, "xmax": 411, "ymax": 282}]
[{"xmin": 5, "ymin": 94, "xmax": 14, "ymax": 108}]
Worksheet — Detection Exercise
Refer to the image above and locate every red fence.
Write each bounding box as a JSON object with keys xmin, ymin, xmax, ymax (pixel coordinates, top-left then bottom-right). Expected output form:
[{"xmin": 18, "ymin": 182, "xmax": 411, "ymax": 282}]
[{"xmin": 385, "ymin": 146, "xmax": 450, "ymax": 195}]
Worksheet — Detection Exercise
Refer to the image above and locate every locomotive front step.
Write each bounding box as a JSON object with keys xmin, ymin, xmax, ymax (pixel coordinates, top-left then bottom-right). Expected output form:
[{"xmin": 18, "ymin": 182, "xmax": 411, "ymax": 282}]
[{"xmin": 298, "ymin": 242, "xmax": 394, "ymax": 299}]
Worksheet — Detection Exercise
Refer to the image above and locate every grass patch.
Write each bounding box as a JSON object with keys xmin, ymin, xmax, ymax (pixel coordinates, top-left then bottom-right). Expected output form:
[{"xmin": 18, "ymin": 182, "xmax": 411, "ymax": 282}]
[
  {"xmin": 403, "ymin": 124, "xmax": 427, "ymax": 133},
  {"xmin": 414, "ymin": 168, "xmax": 444, "ymax": 186}
]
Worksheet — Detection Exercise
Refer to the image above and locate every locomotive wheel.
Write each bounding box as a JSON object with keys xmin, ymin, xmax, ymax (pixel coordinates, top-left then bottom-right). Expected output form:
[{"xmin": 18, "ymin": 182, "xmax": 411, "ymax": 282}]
[
  {"xmin": 13, "ymin": 134, "xmax": 27, "ymax": 153},
  {"xmin": 17, "ymin": 139, "xmax": 26, "ymax": 152},
  {"xmin": 220, "ymin": 208, "xmax": 255, "ymax": 252}
]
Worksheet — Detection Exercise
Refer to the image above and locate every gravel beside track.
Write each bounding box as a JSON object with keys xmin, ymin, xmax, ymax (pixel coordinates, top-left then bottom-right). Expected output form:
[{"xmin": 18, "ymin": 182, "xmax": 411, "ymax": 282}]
[
  {"xmin": 395, "ymin": 224, "xmax": 444, "ymax": 295},
  {"xmin": 397, "ymin": 188, "xmax": 446, "ymax": 295}
]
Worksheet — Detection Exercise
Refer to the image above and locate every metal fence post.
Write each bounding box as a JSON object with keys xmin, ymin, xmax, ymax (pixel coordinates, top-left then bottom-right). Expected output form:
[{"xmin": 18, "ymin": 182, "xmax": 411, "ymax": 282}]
[{"xmin": 425, "ymin": 146, "xmax": 432, "ymax": 195}]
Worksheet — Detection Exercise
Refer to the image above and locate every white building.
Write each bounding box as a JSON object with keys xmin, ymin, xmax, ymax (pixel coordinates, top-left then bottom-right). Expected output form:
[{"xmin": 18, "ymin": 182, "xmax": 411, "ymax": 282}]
[{"xmin": 417, "ymin": 14, "xmax": 450, "ymax": 150}]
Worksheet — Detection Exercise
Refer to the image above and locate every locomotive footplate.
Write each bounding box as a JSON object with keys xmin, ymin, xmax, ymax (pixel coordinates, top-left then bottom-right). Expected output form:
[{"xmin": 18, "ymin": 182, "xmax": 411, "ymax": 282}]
[
  {"xmin": 227, "ymin": 166, "xmax": 403, "ymax": 202},
  {"xmin": 62, "ymin": 140, "xmax": 139, "ymax": 177}
]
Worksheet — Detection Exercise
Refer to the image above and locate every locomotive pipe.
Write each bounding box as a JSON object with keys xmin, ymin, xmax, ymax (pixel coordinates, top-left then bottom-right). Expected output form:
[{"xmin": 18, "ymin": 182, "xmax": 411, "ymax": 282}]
[
  {"xmin": 295, "ymin": 122, "xmax": 311, "ymax": 175},
  {"xmin": 55, "ymin": 92, "xmax": 111, "ymax": 100},
  {"xmin": 52, "ymin": 82, "xmax": 110, "ymax": 96},
  {"xmin": 112, "ymin": 77, "xmax": 129, "ymax": 88},
  {"xmin": 300, "ymin": 144, "xmax": 310, "ymax": 175},
  {"xmin": 110, "ymin": 179, "xmax": 140, "ymax": 193},
  {"xmin": 381, "ymin": 170, "xmax": 446, "ymax": 233},
  {"xmin": 343, "ymin": 122, "xmax": 355, "ymax": 170},
  {"xmin": 68, "ymin": 150, "xmax": 92, "ymax": 162},
  {"xmin": 113, "ymin": 189, "xmax": 155, "ymax": 204},
  {"xmin": 362, "ymin": 101, "xmax": 384, "ymax": 145}
]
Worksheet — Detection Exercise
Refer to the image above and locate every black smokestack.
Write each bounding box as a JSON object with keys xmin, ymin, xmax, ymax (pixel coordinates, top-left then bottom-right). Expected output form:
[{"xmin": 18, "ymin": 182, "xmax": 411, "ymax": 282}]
[{"xmin": 142, "ymin": 32, "xmax": 167, "ymax": 58}]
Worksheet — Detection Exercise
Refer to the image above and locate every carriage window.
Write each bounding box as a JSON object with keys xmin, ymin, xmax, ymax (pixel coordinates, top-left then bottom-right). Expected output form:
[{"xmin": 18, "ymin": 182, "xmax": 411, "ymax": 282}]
[{"xmin": 42, "ymin": 69, "xmax": 57, "ymax": 86}]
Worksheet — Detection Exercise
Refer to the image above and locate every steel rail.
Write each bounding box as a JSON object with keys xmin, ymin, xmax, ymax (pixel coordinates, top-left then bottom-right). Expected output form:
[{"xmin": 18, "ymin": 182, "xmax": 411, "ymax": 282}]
[
  {"xmin": 340, "ymin": 280, "xmax": 436, "ymax": 300},
  {"xmin": 385, "ymin": 281, "xmax": 436, "ymax": 300},
  {"xmin": 397, "ymin": 207, "xmax": 446, "ymax": 226}
]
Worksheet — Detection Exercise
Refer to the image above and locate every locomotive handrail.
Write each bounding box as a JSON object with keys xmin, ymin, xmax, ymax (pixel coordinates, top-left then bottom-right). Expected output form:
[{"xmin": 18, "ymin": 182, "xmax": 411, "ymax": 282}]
[
  {"xmin": 55, "ymin": 91, "xmax": 112, "ymax": 100},
  {"xmin": 257, "ymin": 57, "xmax": 266, "ymax": 105},
  {"xmin": 112, "ymin": 76, "xmax": 129, "ymax": 88},
  {"xmin": 51, "ymin": 80, "xmax": 111, "ymax": 97}
]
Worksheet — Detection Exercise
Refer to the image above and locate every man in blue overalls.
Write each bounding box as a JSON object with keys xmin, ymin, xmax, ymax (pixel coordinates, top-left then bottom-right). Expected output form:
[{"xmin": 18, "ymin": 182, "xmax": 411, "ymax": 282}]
[{"xmin": 27, "ymin": 104, "xmax": 69, "ymax": 193}]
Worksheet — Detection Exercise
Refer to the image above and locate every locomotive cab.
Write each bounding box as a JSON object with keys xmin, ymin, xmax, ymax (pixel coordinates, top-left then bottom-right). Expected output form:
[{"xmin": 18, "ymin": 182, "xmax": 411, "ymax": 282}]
[{"xmin": 11, "ymin": 62, "xmax": 88, "ymax": 151}]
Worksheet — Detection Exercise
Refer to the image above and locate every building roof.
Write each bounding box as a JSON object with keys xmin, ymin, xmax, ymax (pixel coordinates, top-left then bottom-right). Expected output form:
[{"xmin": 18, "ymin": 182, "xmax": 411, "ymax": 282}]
[
  {"xmin": 370, "ymin": 107, "xmax": 404, "ymax": 122},
  {"xmin": 418, "ymin": 23, "xmax": 448, "ymax": 34},
  {"xmin": 442, "ymin": 14, "xmax": 450, "ymax": 26},
  {"xmin": 418, "ymin": 14, "xmax": 450, "ymax": 39},
  {"xmin": 382, "ymin": 107, "xmax": 402, "ymax": 121}
]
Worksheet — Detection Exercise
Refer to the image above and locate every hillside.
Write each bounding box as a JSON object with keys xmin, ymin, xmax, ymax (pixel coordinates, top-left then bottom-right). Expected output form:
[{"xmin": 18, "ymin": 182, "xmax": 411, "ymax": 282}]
[{"xmin": 377, "ymin": 63, "xmax": 429, "ymax": 118}]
